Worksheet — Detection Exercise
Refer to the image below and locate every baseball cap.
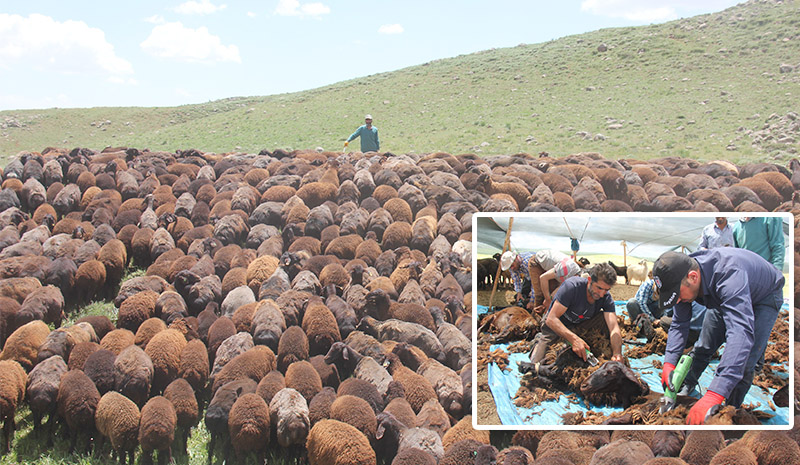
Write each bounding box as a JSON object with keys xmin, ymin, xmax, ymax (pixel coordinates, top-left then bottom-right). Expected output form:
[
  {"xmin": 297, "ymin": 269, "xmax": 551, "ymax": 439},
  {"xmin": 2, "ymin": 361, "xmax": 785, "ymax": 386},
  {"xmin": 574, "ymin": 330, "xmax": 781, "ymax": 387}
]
[
  {"xmin": 652, "ymin": 251, "xmax": 694, "ymax": 310},
  {"xmin": 500, "ymin": 251, "xmax": 516, "ymax": 271},
  {"xmin": 365, "ymin": 114, "xmax": 373, "ymax": 120}
]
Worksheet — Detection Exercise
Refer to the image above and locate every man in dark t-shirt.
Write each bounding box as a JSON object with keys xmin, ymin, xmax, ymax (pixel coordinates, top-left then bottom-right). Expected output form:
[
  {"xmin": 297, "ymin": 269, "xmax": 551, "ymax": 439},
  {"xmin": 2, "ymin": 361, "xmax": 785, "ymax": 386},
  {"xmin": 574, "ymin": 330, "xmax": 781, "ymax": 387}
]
[{"xmin": 523, "ymin": 262, "xmax": 623, "ymax": 367}]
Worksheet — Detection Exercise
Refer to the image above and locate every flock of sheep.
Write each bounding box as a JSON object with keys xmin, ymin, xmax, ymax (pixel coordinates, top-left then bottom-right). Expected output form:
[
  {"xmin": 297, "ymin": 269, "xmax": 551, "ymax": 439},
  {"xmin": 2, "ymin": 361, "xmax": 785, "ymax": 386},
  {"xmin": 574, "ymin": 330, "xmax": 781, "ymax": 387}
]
[{"xmin": 0, "ymin": 145, "xmax": 798, "ymax": 465}]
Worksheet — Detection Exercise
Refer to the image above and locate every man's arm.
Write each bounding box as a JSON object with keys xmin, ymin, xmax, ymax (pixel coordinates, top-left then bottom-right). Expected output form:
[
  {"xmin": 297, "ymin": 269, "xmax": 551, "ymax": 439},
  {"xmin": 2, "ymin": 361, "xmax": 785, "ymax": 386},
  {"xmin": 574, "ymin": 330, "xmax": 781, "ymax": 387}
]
[
  {"xmin": 604, "ymin": 311, "xmax": 623, "ymax": 361},
  {"xmin": 375, "ymin": 128, "xmax": 380, "ymax": 151},
  {"xmin": 545, "ymin": 300, "xmax": 589, "ymax": 360},
  {"xmin": 698, "ymin": 230, "xmax": 709, "ymax": 250},
  {"xmin": 766, "ymin": 217, "xmax": 785, "ymax": 270},
  {"xmin": 347, "ymin": 126, "xmax": 362, "ymax": 143},
  {"xmin": 539, "ymin": 269, "xmax": 557, "ymax": 308}
]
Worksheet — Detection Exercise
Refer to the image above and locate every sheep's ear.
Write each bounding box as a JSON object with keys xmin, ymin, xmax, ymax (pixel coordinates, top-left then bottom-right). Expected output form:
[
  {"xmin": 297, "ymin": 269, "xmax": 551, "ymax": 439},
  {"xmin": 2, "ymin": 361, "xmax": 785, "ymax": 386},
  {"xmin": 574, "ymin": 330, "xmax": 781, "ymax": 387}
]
[
  {"xmin": 236, "ymin": 387, "xmax": 243, "ymax": 396},
  {"xmin": 375, "ymin": 424, "xmax": 385, "ymax": 440},
  {"xmin": 342, "ymin": 348, "xmax": 349, "ymax": 361}
]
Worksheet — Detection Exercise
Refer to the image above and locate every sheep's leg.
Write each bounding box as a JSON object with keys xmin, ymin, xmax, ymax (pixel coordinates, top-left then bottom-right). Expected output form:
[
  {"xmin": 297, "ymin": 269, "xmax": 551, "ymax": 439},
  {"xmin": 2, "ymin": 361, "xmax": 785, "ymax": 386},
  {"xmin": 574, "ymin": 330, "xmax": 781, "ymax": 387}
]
[
  {"xmin": 2, "ymin": 417, "xmax": 13, "ymax": 455},
  {"xmin": 94, "ymin": 434, "xmax": 105, "ymax": 458},
  {"xmin": 206, "ymin": 434, "xmax": 215, "ymax": 465},
  {"xmin": 67, "ymin": 428, "xmax": 77, "ymax": 454},
  {"xmin": 182, "ymin": 427, "xmax": 190, "ymax": 454}
]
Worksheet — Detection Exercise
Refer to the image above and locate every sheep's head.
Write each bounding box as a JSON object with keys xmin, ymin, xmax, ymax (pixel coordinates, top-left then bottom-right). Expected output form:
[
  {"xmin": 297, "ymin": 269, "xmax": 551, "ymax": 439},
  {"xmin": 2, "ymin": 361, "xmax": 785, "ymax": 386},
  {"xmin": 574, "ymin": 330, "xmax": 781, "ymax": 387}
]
[
  {"xmin": 365, "ymin": 289, "xmax": 390, "ymax": 316},
  {"xmin": 157, "ymin": 212, "xmax": 177, "ymax": 228},
  {"xmin": 323, "ymin": 341, "xmax": 347, "ymax": 365},
  {"xmin": 278, "ymin": 413, "xmax": 310, "ymax": 448},
  {"xmin": 42, "ymin": 213, "xmax": 56, "ymax": 231},
  {"xmin": 355, "ymin": 316, "xmax": 379, "ymax": 337},
  {"xmin": 375, "ymin": 411, "xmax": 403, "ymax": 441}
]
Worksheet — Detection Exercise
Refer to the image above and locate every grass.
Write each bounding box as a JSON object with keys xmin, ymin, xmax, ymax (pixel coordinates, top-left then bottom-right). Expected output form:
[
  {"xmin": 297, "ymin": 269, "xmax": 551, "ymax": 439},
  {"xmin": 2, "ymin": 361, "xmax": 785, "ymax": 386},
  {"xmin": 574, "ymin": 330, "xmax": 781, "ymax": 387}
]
[{"xmin": 1, "ymin": 1, "xmax": 799, "ymax": 163}]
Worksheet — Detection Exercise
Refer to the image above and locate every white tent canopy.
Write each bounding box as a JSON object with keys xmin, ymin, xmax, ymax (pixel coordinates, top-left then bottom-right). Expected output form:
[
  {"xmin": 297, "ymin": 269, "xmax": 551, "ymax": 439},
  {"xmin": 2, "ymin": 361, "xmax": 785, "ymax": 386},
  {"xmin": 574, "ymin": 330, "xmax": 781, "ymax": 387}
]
[{"xmin": 476, "ymin": 213, "xmax": 791, "ymax": 271}]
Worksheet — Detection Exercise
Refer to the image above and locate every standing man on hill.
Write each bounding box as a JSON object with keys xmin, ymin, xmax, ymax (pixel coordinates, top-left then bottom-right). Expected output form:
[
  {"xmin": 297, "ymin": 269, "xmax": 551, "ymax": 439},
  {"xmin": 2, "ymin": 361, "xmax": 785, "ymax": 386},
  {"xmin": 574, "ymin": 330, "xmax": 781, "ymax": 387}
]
[{"xmin": 344, "ymin": 114, "xmax": 380, "ymax": 153}]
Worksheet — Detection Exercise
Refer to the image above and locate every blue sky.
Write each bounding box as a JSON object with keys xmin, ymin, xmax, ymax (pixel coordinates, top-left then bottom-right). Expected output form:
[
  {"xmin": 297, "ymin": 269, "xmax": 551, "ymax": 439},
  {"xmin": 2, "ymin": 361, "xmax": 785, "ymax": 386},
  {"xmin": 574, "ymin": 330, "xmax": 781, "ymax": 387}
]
[{"xmin": 0, "ymin": 0, "xmax": 741, "ymax": 111}]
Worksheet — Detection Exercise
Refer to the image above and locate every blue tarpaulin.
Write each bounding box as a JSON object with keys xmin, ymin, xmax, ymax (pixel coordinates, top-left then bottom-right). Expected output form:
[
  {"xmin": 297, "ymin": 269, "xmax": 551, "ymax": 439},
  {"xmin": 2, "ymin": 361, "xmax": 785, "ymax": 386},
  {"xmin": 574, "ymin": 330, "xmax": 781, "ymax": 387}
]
[{"xmin": 484, "ymin": 301, "xmax": 791, "ymax": 426}]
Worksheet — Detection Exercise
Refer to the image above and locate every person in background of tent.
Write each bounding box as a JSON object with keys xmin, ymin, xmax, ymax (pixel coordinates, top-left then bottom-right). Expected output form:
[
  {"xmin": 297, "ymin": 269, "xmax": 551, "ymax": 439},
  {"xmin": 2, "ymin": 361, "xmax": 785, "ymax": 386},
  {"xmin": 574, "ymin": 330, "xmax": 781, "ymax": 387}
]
[
  {"xmin": 523, "ymin": 262, "xmax": 623, "ymax": 367},
  {"xmin": 654, "ymin": 248, "xmax": 784, "ymax": 425},
  {"xmin": 528, "ymin": 249, "xmax": 571, "ymax": 310},
  {"xmin": 732, "ymin": 216, "xmax": 784, "ymax": 271},
  {"xmin": 344, "ymin": 114, "xmax": 380, "ymax": 153},
  {"xmin": 698, "ymin": 217, "xmax": 734, "ymax": 250},
  {"xmin": 500, "ymin": 251, "xmax": 535, "ymax": 310},
  {"xmin": 627, "ymin": 271, "xmax": 705, "ymax": 346},
  {"xmin": 626, "ymin": 270, "xmax": 661, "ymax": 323},
  {"xmin": 538, "ymin": 256, "xmax": 590, "ymax": 313}
]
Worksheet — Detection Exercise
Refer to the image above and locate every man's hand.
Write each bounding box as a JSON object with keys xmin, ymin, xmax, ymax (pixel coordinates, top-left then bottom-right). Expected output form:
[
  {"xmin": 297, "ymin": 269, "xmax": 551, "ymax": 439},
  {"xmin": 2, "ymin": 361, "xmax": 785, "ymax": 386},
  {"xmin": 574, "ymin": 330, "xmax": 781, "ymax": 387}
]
[
  {"xmin": 532, "ymin": 304, "xmax": 546, "ymax": 316},
  {"xmin": 525, "ymin": 301, "xmax": 535, "ymax": 312},
  {"xmin": 661, "ymin": 362, "xmax": 676, "ymax": 392},
  {"xmin": 686, "ymin": 390, "xmax": 724, "ymax": 425},
  {"xmin": 542, "ymin": 298, "xmax": 552, "ymax": 311},
  {"xmin": 570, "ymin": 337, "xmax": 590, "ymax": 361},
  {"xmin": 344, "ymin": 141, "xmax": 349, "ymax": 147}
]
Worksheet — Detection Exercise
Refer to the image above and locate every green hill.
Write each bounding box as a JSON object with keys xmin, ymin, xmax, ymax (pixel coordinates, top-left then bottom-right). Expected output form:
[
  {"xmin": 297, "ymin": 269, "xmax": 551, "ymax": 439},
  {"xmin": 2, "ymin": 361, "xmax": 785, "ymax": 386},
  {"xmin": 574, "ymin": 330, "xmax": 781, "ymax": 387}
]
[{"xmin": 1, "ymin": 0, "xmax": 798, "ymax": 164}]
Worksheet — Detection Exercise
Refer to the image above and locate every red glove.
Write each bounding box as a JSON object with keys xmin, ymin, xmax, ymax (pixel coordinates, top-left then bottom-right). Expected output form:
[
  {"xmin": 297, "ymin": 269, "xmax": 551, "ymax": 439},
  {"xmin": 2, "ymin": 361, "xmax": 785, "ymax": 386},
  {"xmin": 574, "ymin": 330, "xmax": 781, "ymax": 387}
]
[
  {"xmin": 686, "ymin": 390, "xmax": 725, "ymax": 425},
  {"xmin": 661, "ymin": 362, "xmax": 676, "ymax": 392}
]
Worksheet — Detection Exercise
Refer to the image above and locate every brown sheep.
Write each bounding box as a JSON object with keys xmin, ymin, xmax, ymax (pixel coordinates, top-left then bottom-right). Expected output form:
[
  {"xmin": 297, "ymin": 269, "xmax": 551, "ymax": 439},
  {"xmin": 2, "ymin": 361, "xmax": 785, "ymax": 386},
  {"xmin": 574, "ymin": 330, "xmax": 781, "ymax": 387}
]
[
  {"xmin": 145, "ymin": 328, "xmax": 188, "ymax": 394},
  {"xmin": 302, "ymin": 301, "xmax": 342, "ymax": 356},
  {"xmin": 305, "ymin": 419, "xmax": 376, "ymax": 465},
  {"xmin": 382, "ymin": 222, "xmax": 412, "ymax": 251},
  {"xmin": 211, "ymin": 345, "xmax": 276, "ymax": 394},
  {"xmin": 57, "ymin": 369, "xmax": 101, "ymax": 453},
  {"xmin": 297, "ymin": 182, "xmax": 337, "ymax": 209},
  {"xmin": 16, "ymin": 284, "xmax": 65, "ymax": 328},
  {"xmin": 117, "ymin": 290, "xmax": 159, "ymax": 333},
  {"xmin": 163, "ymin": 377, "xmax": 199, "ymax": 453},
  {"xmin": 114, "ymin": 345, "xmax": 154, "ymax": 408},
  {"xmin": 227, "ymin": 392, "xmax": 271, "ymax": 462},
  {"xmin": 0, "ymin": 276, "xmax": 43, "ymax": 304},
  {"xmin": 319, "ymin": 262, "xmax": 350, "ymax": 295},
  {"xmin": 278, "ymin": 326, "xmax": 310, "ymax": 373},
  {"xmin": 74, "ymin": 259, "xmax": 106, "ymax": 303},
  {"xmin": 138, "ymin": 396, "xmax": 177, "ymax": 465},
  {"xmin": 257, "ymin": 370, "xmax": 286, "ymax": 406},
  {"xmin": 94, "ymin": 391, "xmax": 140, "ymax": 465},
  {"xmin": 330, "ymin": 395, "xmax": 377, "ymax": 443},
  {"xmin": 1, "ymin": 320, "xmax": 51, "ymax": 371},
  {"xmin": 385, "ymin": 353, "xmax": 437, "ymax": 414},
  {"xmin": 325, "ymin": 234, "xmax": 363, "ymax": 260},
  {"xmin": 477, "ymin": 173, "xmax": 530, "ymax": 209},
  {"xmin": 0, "ymin": 360, "xmax": 26, "ymax": 454}
]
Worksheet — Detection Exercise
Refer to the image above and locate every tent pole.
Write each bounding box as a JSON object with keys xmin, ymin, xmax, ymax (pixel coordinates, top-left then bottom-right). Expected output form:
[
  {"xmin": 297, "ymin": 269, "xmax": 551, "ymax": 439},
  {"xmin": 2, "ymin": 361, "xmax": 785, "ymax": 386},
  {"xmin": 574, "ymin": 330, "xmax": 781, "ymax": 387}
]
[
  {"xmin": 489, "ymin": 217, "xmax": 514, "ymax": 311},
  {"xmin": 621, "ymin": 240, "xmax": 627, "ymax": 267}
]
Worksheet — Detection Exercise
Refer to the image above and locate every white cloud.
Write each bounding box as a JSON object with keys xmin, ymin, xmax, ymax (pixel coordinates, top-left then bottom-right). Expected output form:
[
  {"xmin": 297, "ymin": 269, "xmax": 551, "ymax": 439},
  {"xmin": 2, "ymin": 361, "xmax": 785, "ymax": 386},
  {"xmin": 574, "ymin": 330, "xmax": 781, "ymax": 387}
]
[
  {"xmin": 140, "ymin": 22, "xmax": 241, "ymax": 64},
  {"xmin": 275, "ymin": 0, "xmax": 330, "ymax": 17},
  {"xmin": 108, "ymin": 76, "xmax": 139, "ymax": 85},
  {"xmin": 173, "ymin": 0, "xmax": 227, "ymax": 15},
  {"xmin": 0, "ymin": 13, "xmax": 133, "ymax": 76},
  {"xmin": 145, "ymin": 14, "xmax": 166, "ymax": 24},
  {"xmin": 580, "ymin": 0, "xmax": 737, "ymax": 22},
  {"xmin": 378, "ymin": 24, "xmax": 404, "ymax": 35},
  {"xmin": 247, "ymin": 12, "xmax": 257, "ymax": 18}
]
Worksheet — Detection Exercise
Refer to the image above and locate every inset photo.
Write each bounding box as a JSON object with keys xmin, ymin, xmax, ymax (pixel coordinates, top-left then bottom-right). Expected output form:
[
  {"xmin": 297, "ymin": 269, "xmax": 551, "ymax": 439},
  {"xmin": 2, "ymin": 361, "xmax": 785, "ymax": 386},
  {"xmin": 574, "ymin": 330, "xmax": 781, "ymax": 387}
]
[{"xmin": 473, "ymin": 213, "xmax": 793, "ymax": 429}]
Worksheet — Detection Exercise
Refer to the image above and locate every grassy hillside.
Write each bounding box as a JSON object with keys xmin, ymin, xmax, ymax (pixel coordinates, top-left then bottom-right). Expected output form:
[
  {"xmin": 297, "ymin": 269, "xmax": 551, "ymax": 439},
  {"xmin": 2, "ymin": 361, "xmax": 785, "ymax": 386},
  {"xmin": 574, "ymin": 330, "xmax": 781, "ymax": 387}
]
[{"xmin": 1, "ymin": 0, "xmax": 799, "ymax": 163}]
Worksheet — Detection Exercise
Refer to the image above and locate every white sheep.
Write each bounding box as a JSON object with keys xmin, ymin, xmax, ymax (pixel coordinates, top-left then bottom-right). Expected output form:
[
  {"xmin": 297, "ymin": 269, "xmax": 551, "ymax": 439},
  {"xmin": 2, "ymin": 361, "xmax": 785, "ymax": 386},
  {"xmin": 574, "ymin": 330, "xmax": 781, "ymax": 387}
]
[{"xmin": 626, "ymin": 259, "xmax": 649, "ymax": 286}]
